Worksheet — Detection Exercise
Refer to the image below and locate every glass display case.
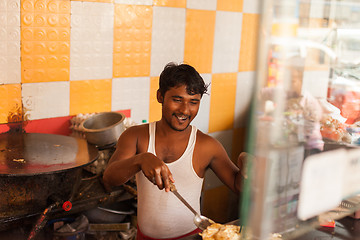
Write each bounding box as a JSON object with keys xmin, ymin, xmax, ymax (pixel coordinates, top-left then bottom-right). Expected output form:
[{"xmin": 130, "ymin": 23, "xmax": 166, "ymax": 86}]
[{"xmin": 240, "ymin": 0, "xmax": 360, "ymax": 239}]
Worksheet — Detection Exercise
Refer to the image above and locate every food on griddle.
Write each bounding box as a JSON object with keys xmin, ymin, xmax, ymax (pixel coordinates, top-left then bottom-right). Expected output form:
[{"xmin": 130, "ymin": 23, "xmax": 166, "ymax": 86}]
[
  {"xmin": 200, "ymin": 223, "xmax": 241, "ymax": 240},
  {"xmin": 200, "ymin": 223, "xmax": 282, "ymax": 240},
  {"xmin": 12, "ymin": 158, "xmax": 26, "ymax": 163}
]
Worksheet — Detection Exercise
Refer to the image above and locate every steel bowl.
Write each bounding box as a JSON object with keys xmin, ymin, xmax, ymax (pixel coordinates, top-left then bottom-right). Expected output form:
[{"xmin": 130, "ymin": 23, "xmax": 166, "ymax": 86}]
[
  {"xmin": 84, "ymin": 199, "xmax": 135, "ymax": 223},
  {"xmin": 80, "ymin": 112, "xmax": 126, "ymax": 147}
]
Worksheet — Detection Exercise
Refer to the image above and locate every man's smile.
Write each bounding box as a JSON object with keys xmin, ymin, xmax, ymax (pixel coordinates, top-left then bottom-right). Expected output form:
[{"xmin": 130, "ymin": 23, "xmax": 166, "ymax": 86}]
[{"xmin": 174, "ymin": 114, "xmax": 189, "ymax": 122}]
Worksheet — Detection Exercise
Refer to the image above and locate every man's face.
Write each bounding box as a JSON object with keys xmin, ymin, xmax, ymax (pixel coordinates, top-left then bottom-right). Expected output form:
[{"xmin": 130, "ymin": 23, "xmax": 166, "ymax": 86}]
[{"xmin": 159, "ymin": 85, "xmax": 201, "ymax": 131}]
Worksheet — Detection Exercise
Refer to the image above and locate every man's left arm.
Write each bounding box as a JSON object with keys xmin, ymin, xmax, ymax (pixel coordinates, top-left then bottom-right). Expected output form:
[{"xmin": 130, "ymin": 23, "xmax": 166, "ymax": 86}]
[{"xmin": 209, "ymin": 142, "xmax": 248, "ymax": 194}]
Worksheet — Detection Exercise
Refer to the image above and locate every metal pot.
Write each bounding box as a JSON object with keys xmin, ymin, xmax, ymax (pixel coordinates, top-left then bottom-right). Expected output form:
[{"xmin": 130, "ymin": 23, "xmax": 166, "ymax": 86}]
[{"xmin": 80, "ymin": 112, "xmax": 126, "ymax": 147}]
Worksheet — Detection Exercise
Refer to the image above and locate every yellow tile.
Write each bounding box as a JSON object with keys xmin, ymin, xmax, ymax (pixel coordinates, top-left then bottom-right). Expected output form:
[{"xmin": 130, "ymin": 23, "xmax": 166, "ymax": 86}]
[
  {"xmin": 184, "ymin": 9, "xmax": 215, "ymax": 74},
  {"xmin": 239, "ymin": 13, "xmax": 259, "ymax": 72},
  {"xmin": 149, "ymin": 76, "xmax": 162, "ymax": 122},
  {"xmin": 21, "ymin": 0, "xmax": 70, "ymax": 83},
  {"xmin": 217, "ymin": 0, "xmax": 243, "ymax": 12},
  {"xmin": 0, "ymin": 84, "xmax": 22, "ymax": 124},
  {"xmin": 113, "ymin": 4, "xmax": 152, "ymax": 78},
  {"xmin": 70, "ymin": 79, "xmax": 112, "ymax": 115},
  {"xmin": 209, "ymin": 73, "xmax": 237, "ymax": 133},
  {"xmin": 153, "ymin": 0, "xmax": 186, "ymax": 8}
]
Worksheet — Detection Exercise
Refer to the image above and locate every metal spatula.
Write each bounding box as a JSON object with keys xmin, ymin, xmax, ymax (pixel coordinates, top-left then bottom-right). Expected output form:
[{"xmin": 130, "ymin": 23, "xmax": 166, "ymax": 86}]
[{"xmin": 170, "ymin": 183, "xmax": 213, "ymax": 230}]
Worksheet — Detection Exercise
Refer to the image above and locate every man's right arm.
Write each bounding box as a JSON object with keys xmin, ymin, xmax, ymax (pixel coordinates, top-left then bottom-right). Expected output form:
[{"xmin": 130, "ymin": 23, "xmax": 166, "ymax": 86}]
[{"xmin": 102, "ymin": 126, "xmax": 143, "ymax": 191}]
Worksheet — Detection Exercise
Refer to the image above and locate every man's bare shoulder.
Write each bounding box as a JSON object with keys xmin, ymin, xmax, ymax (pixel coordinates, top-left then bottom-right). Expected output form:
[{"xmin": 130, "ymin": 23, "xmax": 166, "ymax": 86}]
[
  {"xmin": 196, "ymin": 129, "xmax": 222, "ymax": 149},
  {"xmin": 194, "ymin": 129, "xmax": 227, "ymax": 172},
  {"xmin": 121, "ymin": 124, "xmax": 149, "ymax": 138},
  {"xmin": 117, "ymin": 123, "xmax": 149, "ymax": 151},
  {"xmin": 126, "ymin": 123, "xmax": 149, "ymax": 133}
]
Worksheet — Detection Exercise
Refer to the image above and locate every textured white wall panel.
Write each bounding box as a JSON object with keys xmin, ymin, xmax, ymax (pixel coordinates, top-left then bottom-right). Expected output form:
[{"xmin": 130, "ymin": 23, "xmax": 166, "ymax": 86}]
[
  {"xmin": 112, "ymin": 77, "xmax": 150, "ymax": 124},
  {"xmin": 234, "ymin": 71, "xmax": 255, "ymax": 128},
  {"xmin": 0, "ymin": 0, "xmax": 20, "ymax": 84},
  {"xmin": 187, "ymin": 0, "xmax": 217, "ymax": 11},
  {"xmin": 243, "ymin": 0, "xmax": 261, "ymax": 14},
  {"xmin": 70, "ymin": 1, "xmax": 113, "ymax": 81},
  {"xmin": 212, "ymin": 11, "xmax": 243, "ymax": 73},
  {"xmin": 22, "ymin": 82, "xmax": 70, "ymax": 120},
  {"xmin": 150, "ymin": 7, "xmax": 186, "ymax": 77},
  {"xmin": 192, "ymin": 73, "xmax": 211, "ymax": 133}
]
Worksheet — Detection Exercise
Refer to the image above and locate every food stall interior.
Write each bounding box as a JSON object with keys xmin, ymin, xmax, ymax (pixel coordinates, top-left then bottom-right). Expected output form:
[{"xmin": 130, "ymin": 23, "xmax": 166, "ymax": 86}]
[{"xmin": 2, "ymin": 0, "xmax": 360, "ymax": 240}]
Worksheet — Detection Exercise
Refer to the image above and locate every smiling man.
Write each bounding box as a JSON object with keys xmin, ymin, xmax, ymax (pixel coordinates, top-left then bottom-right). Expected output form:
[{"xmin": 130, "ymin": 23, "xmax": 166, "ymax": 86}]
[{"xmin": 103, "ymin": 62, "xmax": 246, "ymax": 240}]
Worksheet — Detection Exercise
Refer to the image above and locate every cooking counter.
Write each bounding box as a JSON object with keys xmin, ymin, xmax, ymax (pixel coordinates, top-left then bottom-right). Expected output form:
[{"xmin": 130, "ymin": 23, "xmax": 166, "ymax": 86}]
[
  {"xmin": 179, "ymin": 217, "xmax": 360, "ymax": 240},
  {"xmin": 0, "ymin": 171, "xmax": 136, "ymax": 239}
]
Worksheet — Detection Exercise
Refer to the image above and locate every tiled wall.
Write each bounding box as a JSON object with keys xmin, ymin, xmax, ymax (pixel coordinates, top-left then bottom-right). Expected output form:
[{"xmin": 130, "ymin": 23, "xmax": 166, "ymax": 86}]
[{"xmin": 1, "ymin": 0, "xmax": 260, "ymax": 159}]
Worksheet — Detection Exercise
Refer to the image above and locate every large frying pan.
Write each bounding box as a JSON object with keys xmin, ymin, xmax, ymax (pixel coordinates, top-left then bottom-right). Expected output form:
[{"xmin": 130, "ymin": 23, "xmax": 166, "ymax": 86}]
[{"xmin": 0, "ymin": 132, "xmax": 98, "ymax": 224}]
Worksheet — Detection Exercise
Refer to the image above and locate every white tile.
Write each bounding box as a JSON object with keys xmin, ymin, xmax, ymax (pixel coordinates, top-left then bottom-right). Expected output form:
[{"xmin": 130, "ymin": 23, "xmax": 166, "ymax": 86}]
[
  {"xmin": 7, "ymin": 40, "xmax": 19, "ymax": 55},
  {"xmin": 0, "ymin": 0, "xmax": 5, "ymax": 11},
  {"xmin": 0, "ymin": 16, "xmax": 5, "ymax": 27},
  {"xmin": 70, "ymin": 15, "xmax": 83, "ymax": 28},
  {"xmin": 0, "ymin": 41, "xmax": 5, "ymax": 55},
  {"xmin": 7, "ymin": 12, "xmax": 20, "ymax": 27},
  {"xmin": 6, "ymin": 0, "xmax": 19, "ymax": 11},
  {"xmin": 115, "ymin": 0, "xmax": 152, "ymax": 5},
  {"xmin": 7, "ymin": 25, "xmax": 20, "ymax": 42},
  {"xmin": 212, "ymin": 11, "xmax": 242, "ymax": 73},
  {"xmin": 243, "ymin": 0, "xmax": 261, "ymax": 14},
  {"xmin": 0, "ymin": 27, "xmax": 5, "ymax": 39},
  {"xmin": 234, "ymin": 72, "xmax": 255, "ymax": 128},
  {"xmin": 187, "ymin": 0, "xmax": 217, "ymax": 11},
  {"xmin": 192, "ymin": 73, "xmax": 211, "ymax": 133},
  {"xmin": 70, "ymin": 1, "xmax": 113, "ymax": 81},
  {"xmin": 150, "ymin": 7, "xmax": 186, "ymax": 77},
  {"xmin": 0, "ymin": 0, "xmax": 20, "ymax": 84},
  {"xmin": 112, "ymin": 77, "xmax": 150, "ymax": 124},
  {"xmin": 22, "ymin": 82, "xmax": 70, "ymax": 120}
]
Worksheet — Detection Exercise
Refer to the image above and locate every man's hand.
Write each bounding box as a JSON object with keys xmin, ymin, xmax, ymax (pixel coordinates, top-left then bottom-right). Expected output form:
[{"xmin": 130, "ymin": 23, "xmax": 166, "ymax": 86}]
[
  {"xmin": 237, "ymin": 152, "xmax": 256, "ymax": 180},
  {"xmin": 137, "ymin": 152, "xmax": 175, "ymax": 192}
]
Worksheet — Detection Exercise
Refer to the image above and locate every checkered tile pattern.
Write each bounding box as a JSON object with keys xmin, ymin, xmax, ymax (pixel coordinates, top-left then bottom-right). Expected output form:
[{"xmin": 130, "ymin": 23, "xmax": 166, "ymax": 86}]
[{"xmin": 0, "ymin": 0, "xmax": 261, "ymax": 158}]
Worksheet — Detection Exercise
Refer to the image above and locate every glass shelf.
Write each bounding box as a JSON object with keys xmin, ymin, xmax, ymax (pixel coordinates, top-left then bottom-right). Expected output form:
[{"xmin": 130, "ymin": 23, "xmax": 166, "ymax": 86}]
[{"xmin": 240, "ymin": 0, "xmax": 360, "ymax": 239}]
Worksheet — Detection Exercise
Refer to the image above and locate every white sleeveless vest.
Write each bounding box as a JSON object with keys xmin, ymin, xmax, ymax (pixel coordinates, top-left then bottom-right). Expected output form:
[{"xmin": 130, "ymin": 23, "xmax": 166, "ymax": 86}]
[{"xmin": 136, "ymin": 122, "xmax": 204, "ymax": 238}]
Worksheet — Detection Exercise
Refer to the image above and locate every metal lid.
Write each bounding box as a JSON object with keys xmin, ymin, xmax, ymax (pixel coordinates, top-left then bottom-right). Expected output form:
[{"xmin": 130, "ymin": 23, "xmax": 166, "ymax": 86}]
[{"xmin": 0, "ymin": 133, "xmax": 98, "ymax": 176}]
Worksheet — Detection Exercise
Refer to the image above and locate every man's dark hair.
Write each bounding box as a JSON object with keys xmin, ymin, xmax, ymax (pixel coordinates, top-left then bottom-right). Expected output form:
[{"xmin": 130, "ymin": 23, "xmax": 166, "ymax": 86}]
[{"xmin": 159, "ymin": 62, "xmax": 209, "ymax": 97}]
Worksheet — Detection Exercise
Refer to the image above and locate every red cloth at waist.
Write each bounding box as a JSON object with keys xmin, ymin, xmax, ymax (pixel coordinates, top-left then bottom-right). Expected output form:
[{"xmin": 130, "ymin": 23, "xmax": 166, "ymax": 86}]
[{"xmin": 137, "ymin": 225, "xmax": 202, "ymax": 240}]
